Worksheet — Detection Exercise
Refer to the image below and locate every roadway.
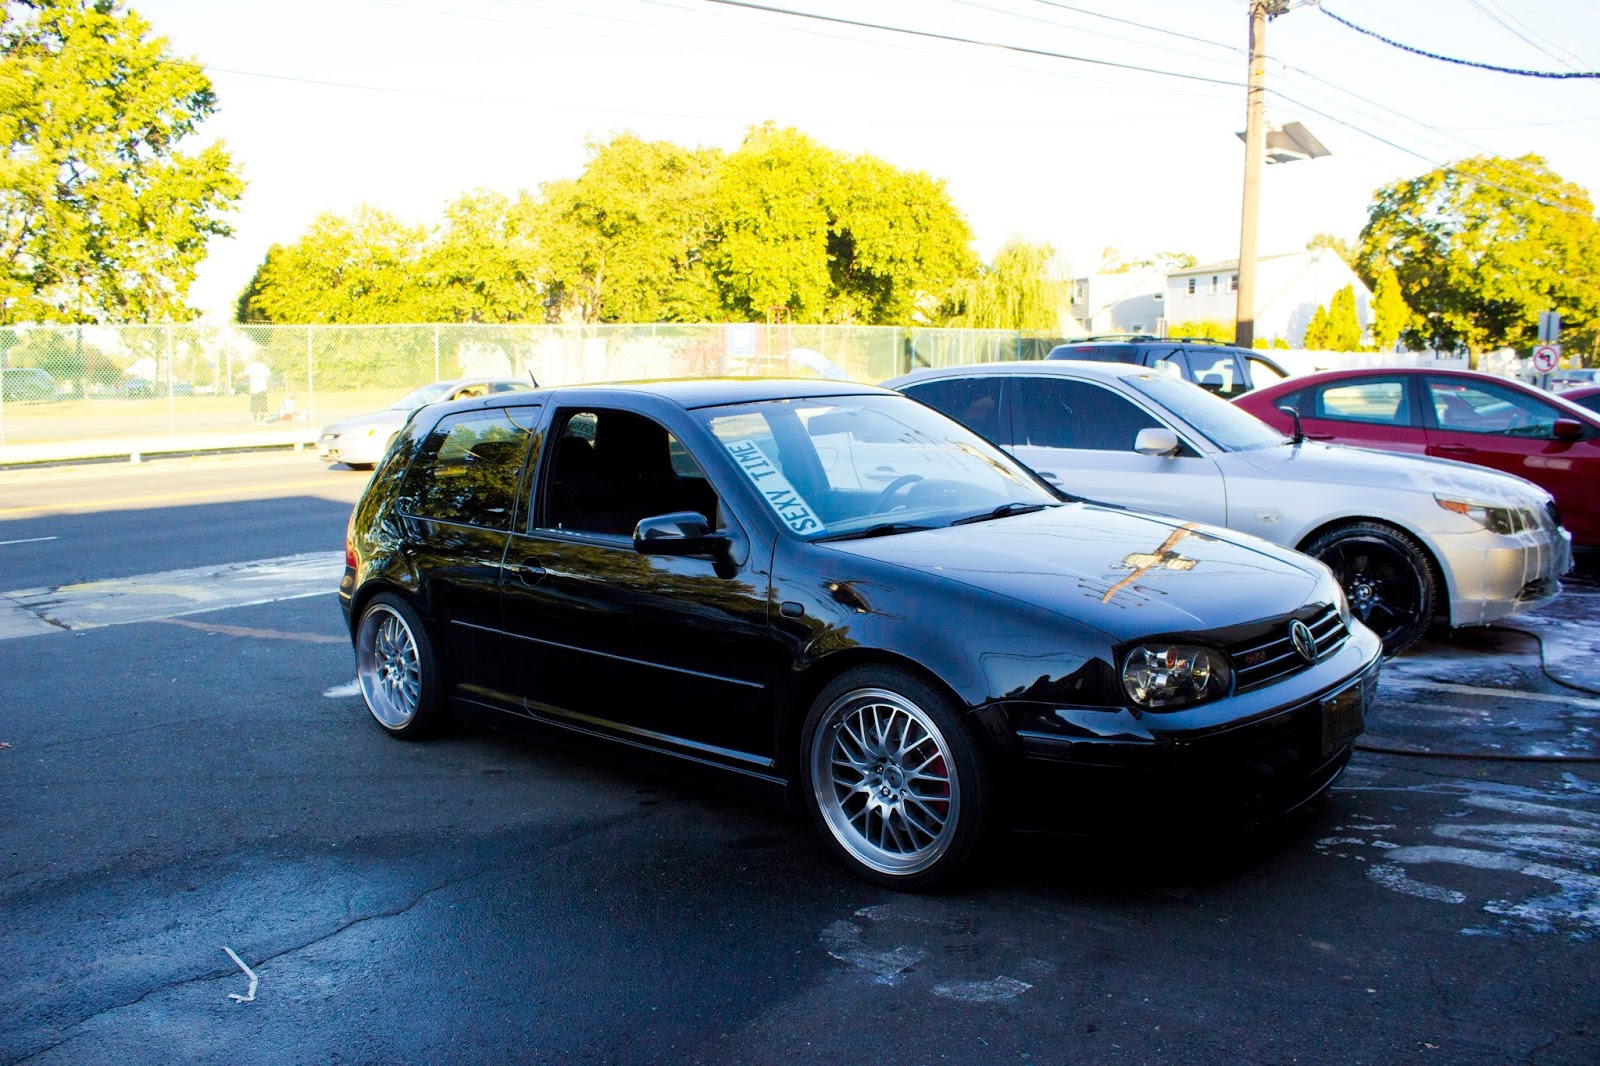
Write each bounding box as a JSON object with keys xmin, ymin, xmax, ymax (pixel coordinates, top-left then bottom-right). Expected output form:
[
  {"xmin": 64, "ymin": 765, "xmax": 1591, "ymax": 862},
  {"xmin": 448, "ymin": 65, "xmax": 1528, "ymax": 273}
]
[{"xmin": 1, "ymin": 453, "xmax": 1597, "ymax": 1065}]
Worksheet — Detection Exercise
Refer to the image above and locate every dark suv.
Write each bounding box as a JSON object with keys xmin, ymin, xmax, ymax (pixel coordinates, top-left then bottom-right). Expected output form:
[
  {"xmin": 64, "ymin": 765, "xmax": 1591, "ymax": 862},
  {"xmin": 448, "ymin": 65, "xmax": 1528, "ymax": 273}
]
[{"xmin": 1047, "ymin": 336, "xmax": 1287, "ymax": 399}]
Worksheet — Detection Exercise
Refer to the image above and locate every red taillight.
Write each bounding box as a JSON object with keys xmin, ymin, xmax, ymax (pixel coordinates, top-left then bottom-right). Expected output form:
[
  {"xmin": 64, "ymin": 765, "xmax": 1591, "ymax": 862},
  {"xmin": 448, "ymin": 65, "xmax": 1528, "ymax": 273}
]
[{"xmin": 344, "ymin": 507, "xmax": 359, "ymax": 569}]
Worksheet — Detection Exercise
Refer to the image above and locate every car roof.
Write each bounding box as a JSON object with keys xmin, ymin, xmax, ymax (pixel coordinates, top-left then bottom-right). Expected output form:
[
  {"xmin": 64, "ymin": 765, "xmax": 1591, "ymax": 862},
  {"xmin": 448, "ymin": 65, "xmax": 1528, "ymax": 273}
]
[
  {"xmin": 884, "ymin": 360, "xmax": 1158, "ymax": 387},
  {"xmin": 514, "ymin": 377, "xmax": 891, "ymax": 409}
]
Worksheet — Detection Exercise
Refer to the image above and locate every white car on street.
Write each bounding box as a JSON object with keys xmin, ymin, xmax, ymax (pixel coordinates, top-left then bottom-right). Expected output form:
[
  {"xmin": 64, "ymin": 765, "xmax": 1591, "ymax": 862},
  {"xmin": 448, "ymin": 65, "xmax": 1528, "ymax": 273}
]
[
  {"xmin": 886, "ymin": 361, "xmax": 1572, "ymax": 654},
  {"xmin": 318, "ymin": 377, "xmax": 536, "ymax": 468}
]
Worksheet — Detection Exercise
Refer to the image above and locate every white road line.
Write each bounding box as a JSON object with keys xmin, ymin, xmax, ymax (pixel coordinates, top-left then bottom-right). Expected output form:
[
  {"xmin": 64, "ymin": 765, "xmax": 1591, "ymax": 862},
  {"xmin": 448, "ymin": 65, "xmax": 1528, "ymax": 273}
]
[{"xmin": 0, "ymin": 535, "xmax": 57, "ymax": 546}]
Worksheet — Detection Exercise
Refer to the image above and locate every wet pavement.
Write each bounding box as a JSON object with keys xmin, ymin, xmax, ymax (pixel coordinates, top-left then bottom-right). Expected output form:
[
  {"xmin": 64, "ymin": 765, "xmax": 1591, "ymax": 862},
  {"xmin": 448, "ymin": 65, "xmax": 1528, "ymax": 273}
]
[{"xmin": 1, "ymin": 553, "xmax": 1597, "ymax": 1063}]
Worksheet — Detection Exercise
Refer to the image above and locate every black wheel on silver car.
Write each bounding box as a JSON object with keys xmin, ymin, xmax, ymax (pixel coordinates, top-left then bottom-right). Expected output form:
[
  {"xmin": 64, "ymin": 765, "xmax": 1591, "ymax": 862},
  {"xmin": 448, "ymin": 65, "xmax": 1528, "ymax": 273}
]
[
  {"xmin": 355, "ymin": 592, "xmax": 449, "ymax": 738},
  {"xmin": 1304, "ymin": 521, "xmax": 1436, "ymax": 656},
  {"xmin": 801, "ymin": 667, "xmax": 992, "ymax": 890}
]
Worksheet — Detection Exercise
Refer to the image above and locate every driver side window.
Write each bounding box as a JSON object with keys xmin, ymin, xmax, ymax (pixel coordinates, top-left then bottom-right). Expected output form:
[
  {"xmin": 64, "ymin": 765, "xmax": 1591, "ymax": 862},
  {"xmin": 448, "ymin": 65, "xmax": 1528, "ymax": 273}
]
[
  {"xmin": 540, "ymin": 409, "xmax": 720, "ymax": 537},
  {"xmin": 1014, "ymin": 377, "xmax": 1161, "ymax": 451},
  {"xmin": 1426, "ymin": 378, "xmax": 1560, "ymax": 436}
]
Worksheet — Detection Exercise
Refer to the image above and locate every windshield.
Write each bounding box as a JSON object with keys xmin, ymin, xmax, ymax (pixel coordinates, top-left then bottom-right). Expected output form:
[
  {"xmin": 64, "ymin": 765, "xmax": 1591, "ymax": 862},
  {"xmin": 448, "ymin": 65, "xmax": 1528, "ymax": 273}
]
[
  {"xmin": 388, "ymin": 382, "xmax": 455, "ymax": 411},
  {"xmin": 701, "ymin": 394, "xmax": 1059, "ymax": 540},
  {"xmin": 1124, "ymin": 374, "xmax": 1287, "ymax": 452}
]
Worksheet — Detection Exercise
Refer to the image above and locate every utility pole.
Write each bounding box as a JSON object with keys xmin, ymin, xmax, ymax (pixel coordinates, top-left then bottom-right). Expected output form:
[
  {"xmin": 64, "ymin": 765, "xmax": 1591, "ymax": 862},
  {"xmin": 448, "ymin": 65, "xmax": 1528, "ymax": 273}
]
[{"xmin": 1235, "ymin": 1, "xmax": 1286, "ymax": 349}]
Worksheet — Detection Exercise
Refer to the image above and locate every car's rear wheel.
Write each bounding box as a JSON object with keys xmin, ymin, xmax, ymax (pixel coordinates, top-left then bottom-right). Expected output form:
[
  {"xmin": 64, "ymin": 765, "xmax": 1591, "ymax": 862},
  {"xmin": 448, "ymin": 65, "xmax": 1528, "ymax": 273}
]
[
  {"xmin": 355, "ymin": 593, "xmax": 449, "ymax": 738},
  {"xmin": 1304, "ymin": 521, "xmax": 1436, "ymax": 656},
  {"xmin": 801, "ymin": 667, "xmax": 992, "ymax": 890}
]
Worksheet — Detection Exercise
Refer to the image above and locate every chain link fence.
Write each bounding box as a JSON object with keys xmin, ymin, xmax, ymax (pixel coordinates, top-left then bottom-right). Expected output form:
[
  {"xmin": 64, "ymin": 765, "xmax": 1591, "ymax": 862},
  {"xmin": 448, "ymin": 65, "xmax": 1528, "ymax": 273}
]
[{"xmin": 0, "ymin": 323, "xmax": 1068, "ymax": 456}]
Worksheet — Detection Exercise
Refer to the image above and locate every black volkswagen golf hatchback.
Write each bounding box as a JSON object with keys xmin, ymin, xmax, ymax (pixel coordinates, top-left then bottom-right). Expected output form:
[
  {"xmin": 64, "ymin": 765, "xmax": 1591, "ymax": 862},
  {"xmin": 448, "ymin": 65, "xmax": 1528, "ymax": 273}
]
[{"xmin": 340, "ymin": 379, "xmax": 1381, "ymax": 889}]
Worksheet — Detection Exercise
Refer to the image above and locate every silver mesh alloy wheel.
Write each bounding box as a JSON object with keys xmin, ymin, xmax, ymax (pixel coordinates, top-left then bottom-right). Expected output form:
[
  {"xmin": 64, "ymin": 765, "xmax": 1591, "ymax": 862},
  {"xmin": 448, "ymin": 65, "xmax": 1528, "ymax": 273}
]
[
  {"xmin": 357, "ymin": 604, "xmax": 422, "ymax": 730},
  {"xmin": 809, "ymin": 686, "xmax": 960, "ymax": 877}
]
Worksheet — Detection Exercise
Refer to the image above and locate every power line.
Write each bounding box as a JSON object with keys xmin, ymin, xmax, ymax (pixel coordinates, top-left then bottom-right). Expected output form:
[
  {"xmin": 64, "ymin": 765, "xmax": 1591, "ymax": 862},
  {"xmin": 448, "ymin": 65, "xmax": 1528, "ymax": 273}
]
[
  {"xmin": 1319, "ymin": 4, "xmax": 1600, "ymax": 79},
  {"xmin": 1028, "ymin": 0, "xmax": 1243, "ymax": 56},
  {"xmin": 1463, "ymin": 0, "xmax": 1587, "ymax": 72},
  {"xmin": 691, "ymin": 0, "xmax": 1247, "ymax": 90}
]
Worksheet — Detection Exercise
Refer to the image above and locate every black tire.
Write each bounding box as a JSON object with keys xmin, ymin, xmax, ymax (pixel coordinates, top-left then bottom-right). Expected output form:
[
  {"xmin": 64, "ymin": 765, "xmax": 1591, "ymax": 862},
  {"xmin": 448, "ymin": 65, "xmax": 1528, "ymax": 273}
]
[
  {"xmin": 800, "ymin": 666, "xmax": 993, "ymax": 891},
  {"xmin": 1304, "ymin": 521, "xmax": 1437, "ymax": 656},
  {"xmin": 354, "ymin": 592, "xmax": 450, "ymax": 739}
]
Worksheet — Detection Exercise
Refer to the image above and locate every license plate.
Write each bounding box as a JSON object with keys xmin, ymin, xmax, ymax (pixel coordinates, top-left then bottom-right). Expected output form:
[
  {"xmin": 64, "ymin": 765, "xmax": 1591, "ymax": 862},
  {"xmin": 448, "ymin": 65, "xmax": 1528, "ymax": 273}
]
[{"xmin": 1320, "ymin": 679, "xmax": 1366, "ymax": 755}]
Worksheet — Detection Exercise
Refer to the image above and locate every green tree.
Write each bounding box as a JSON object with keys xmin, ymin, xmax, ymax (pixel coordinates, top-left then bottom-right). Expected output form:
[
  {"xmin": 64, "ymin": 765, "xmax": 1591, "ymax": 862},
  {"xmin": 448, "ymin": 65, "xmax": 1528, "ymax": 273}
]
[
  {"xmin": 1303, "ymin": 304, "xmax": 1330, "ymax": 350},
  {"xmin": 1099, "ymin": 248, "xmax": 1196, "ymax": 273},
  {"xmin": 1163, "ymin": 320, "xmax": 1233, "ymax": 342},
  {"xmin": 938, "ymin": 239, "xmax": 1060, "ymax": 331},
  {"xmin": 1324, "ymin": 284, "xmax": 1363, "ymax": 351},
  {"xmin": 1368, "ymin": 263, "xmax": 1411, "ymax": 352},
  {"xmin": 1359, "ymin": 154, "xmax": 1600, "ymax": 357},
  {"xmin": 539, "ymin": 134, "xmax": 720, "ymax": 324},
  {"xmin": 237, "ymin": 207, "xmax": 429, "ymax": 324},
  {"xmin": 1, "ymin": 0, "xmax": 243, "ymax": 323},
  {"xmin": 422, "ymin": 189, "xmax": 543, "ymax": 323},
  {"xmin": 1307, "ymin": 232, "xmax": 1357, "ymax": 266}
]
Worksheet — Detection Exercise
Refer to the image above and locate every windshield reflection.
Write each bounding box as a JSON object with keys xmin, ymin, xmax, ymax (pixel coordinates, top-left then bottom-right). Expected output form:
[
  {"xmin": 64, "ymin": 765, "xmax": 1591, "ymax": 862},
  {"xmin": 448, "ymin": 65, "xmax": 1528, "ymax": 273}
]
[{"xmin": 703, "ymin": 395, "xmax": 1060, "ymax": 540}]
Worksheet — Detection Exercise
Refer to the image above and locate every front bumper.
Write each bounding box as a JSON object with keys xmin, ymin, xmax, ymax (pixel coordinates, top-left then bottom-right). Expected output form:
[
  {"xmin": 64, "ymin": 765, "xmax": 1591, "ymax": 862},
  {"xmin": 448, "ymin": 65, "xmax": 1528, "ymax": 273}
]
[
  {"xmin": 1436, "ymin": 522, "xmax": 1572, "ymax": 626},
  {"xmin": 992, "ymin": 624, "xmax": 1382, "ymax": 833}
]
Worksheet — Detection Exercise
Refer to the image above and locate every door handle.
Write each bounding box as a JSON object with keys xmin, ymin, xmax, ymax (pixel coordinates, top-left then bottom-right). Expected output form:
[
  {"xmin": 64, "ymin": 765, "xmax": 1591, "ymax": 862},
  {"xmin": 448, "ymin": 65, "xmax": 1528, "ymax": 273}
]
[
  {"xmin": 1435, "ymin": 444, "xmax": 1475, "ymax": 455},
  {"xmin": 1306, "ymin": 432, "xmax": 1335, "ymax": 441},
  {"xmin": 509, "ymin": 559, "xmax": 547, "ymax": 586}
]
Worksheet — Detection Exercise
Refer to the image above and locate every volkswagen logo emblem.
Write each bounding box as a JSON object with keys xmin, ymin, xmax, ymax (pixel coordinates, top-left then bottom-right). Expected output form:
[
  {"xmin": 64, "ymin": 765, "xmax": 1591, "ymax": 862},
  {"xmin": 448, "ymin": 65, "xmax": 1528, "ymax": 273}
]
[{"xmin": 1289, "ymin": 620, "xmax": 1317, "ymax": 662}]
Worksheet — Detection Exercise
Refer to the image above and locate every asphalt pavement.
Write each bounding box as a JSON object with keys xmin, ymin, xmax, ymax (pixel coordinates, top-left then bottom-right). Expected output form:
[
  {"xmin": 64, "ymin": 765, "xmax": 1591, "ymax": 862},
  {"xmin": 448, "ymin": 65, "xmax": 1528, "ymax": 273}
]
[{"xmin": 1, "ymin": 455, "xmax": 1596, "ymax": 1065}]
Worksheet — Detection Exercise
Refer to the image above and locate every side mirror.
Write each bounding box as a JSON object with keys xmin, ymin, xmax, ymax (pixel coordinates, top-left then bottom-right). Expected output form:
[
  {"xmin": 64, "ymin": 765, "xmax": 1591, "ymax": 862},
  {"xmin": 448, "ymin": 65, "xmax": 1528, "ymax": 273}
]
[
  {"xmin": 1133, "ymin": 427, "xmax": 1181, "ymax": 457},
  {"xmin": 633, "ymin": 511, "xmax": 729, "ymax": 559},
  {"xmin": 1277, "ymin": 404, "xmax": 1305, "ymax": 445},
  {"xmin": 1554, "ymin": 418, "xmax": 1584, "ymax": 441}
]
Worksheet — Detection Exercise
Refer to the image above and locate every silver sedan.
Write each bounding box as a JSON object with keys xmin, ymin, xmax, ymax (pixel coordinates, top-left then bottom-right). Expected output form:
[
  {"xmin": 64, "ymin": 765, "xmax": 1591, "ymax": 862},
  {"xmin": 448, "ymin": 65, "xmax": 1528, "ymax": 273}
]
[
  {"xmin": 886, "ymin": 361, "xmax": 1572, "ymax": 654},
  {"xmin": 318, "ymin": 377, "xmax": 535, "ymax": 469}
]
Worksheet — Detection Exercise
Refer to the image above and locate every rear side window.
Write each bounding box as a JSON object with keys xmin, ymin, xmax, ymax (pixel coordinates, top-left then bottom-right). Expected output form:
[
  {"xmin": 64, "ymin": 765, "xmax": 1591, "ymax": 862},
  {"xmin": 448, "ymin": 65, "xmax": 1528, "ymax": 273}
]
[
  {"xmin": 900, "ymin": 377, "xmax": 1006, "ymax": 442},
  {"xmin": 397, "ymin": 407, "xmax": 539, "ymax": 529},
  {"xmin": 1014, "ymin": 376, "xmax": 1161, "ymax": 451},
  {"xmin": 1188, "ymin": 352, "xmax": 1247, "ymax": 399},
  {"xmin": 1313, "ymin": 380, "xmax": 1411, "ymax": 425}
]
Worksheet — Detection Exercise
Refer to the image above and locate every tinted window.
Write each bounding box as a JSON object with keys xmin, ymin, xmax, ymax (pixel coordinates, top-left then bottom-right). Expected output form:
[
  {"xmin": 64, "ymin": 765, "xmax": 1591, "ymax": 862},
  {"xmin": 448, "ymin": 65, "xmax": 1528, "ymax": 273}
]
[
  {"xmin": 1152, "ymin": 350, "xmax": 1189, "ymax": 381},
  {"xmin": 1014, "ymin": 377, "xmax": 1161, "ymax": 451},
  {"xmin": 543, "ymin": 409, "xmax": 719, "ymax": 537},
  {"xmin": 900, "ymin": 377, "xmax": 1005, "ymax": 442},
  {"xmin": 1427, "ymin": 378, "xmax": 1565, "ymax": 437},
  {"xmin": 1188, "ymin": 352, "xmax": 1247, "ymax": 399},
  {"xmin": 397, "ymin": 407, "xmax": 538, "ymax": 529},
  {"xmin": 1313, "ymin": 380, "xmax": 1412, "ymax": 425},
  {"xmin": 1048, "ymin": 346, "xmax": 1130, "ymax": 364}
]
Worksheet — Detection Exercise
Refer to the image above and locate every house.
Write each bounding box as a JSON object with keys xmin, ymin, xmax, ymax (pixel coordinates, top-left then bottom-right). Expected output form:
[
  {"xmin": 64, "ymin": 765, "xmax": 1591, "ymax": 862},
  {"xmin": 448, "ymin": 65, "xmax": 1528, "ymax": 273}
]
[
  {"xmin": 1164, "ymin": 249, "xmax": 1372, "ymax": 346},
  {"xmin": 1066, "ymin": 268, "xmax": 1166, "ymax": 336}
]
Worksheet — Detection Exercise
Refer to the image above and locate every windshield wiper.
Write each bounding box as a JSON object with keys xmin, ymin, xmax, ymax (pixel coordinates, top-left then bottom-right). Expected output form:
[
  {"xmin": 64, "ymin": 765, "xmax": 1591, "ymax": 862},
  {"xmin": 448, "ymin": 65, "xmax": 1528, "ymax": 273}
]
[
  {"xmin": 950, "ymin": 502, "xmax": 1058, "ymax": 526},
  {"xmin": 814, "ymin": 522, "xmax": 936, "ymax": 543}
]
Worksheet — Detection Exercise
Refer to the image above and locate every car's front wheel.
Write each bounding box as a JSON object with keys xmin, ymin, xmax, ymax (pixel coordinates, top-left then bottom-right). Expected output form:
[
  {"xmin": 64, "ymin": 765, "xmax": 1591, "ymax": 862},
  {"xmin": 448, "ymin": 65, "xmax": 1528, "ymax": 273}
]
[
  {"xmin": 1304, "ymin": 521, "xmax": 1436, "ymax": 656},
  {"xmin": 355, "ymin": 593, "xmax": 449, "ymax": 738},
  {"xmin": 801, "ymin": 667, "xmax": 992, "ymax": 890}
]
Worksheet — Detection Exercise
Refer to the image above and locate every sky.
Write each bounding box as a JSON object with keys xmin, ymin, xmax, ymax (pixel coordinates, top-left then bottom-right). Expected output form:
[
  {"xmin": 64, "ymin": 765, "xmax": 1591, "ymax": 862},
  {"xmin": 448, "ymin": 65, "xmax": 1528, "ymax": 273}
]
[{"xmin": 129, "ymin": 0, "xmax": 1600, "ymax": 322}]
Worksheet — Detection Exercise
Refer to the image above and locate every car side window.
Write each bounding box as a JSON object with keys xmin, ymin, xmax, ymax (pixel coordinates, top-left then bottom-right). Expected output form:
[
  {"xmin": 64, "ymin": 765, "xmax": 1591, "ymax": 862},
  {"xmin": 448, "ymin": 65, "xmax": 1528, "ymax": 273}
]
[
  {"xmin": 541, "ymin": 408, "xmax": 720, "ymax": 537},
  {"xmin": 1426, "ymin": 378, "xmax": 1565, "ymax": 437},
  {"xmin": 1190, "ymin": 353, "xmax": 1247, "ymax": 399},
  {"xmin": 1152, "ymin": 350, "xmax": 1189, "ymax": 381},
  {"xmin": 1014, "ymin": 377, "xmax": 1162, "ymax": 451},
  {"xmin": 396, "ymin": 407, "xmax": 538, "ymax": 530},
  {"xmin": 900, "ymin": 377, "xmax": 1006, "ymax": 442},
  {"xmin": 1311, "ymin": 380, "xmax": 1412, "ymax": 425}
]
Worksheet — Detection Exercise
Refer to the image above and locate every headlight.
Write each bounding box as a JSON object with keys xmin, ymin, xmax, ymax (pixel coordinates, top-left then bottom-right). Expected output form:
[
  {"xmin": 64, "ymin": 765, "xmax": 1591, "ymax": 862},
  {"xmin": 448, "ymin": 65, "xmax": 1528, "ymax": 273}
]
[
  {"xmin": 1121, "ymin": 644, "xmax": 1232, "ymax": 709},
  {"xmin": 1435, "ymin": 494, "xmax": 1531, "ymax": 535},
  {"xmin": 1330, "ymin": 578, "xmax": 1352, "ymax": 627}
]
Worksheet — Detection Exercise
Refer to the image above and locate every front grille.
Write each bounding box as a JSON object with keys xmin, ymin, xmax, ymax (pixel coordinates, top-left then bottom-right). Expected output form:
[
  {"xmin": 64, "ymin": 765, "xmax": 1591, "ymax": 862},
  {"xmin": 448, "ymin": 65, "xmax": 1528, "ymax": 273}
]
[{"xmin": 1229, "ymin": 604, "xmax": 1348, "ymax": 693}]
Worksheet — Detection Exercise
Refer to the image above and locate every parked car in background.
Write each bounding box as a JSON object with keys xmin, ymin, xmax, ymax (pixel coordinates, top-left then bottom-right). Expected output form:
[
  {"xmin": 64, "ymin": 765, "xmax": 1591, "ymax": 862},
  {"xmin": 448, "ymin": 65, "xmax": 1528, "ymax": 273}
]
[
  {"xmin": 1237, "ymin": 367, "xmax": 1600, "ymax": 550},
  {"xmin": 1557, "ymin": 384, "xmax": 1600, "ymax": 416},
  {"xmin": 1542, "ymin": 368, "xmax": 1600, "ymax": 391},
  {"xmin": 1046, "ymin": 336, "xmax": 1288, "ymax": 398},
  {"xmin": 887, "ymin": 362, "xmax": 1571, "ymax": 654},
  {"xmin": 341, "ymin": 379, "xmax": 1381, "ymax": 888},
  {"xmin": 0, "ymin": 367, "xmax": 61, "ymax": 403},
  {"xmin": 318, "ymin": 377, "xmax": 536, "ymax": 469}
]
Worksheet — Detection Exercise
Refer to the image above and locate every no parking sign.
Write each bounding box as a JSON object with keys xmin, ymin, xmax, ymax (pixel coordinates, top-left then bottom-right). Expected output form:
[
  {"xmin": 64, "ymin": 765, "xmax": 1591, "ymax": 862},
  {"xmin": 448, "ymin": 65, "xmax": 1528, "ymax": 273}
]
[{"xmin": 1532, "ymin": 343, "xmax": 1561, "ymax": 373}]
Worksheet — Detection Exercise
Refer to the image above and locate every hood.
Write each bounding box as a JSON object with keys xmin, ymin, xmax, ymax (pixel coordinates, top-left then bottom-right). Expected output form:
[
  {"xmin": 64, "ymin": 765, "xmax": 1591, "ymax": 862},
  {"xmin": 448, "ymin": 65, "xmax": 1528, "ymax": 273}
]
[
  {"xmin": 1233, "ymin": 441, "xmax": 1552, "ymax": 506},
  {"xmin": 320, "ymin": 407, "xmax": 410, "ymax": 438},
  {"xmin": 825, "ymin": 503, "xmax": 1327, "ymax": 641}
]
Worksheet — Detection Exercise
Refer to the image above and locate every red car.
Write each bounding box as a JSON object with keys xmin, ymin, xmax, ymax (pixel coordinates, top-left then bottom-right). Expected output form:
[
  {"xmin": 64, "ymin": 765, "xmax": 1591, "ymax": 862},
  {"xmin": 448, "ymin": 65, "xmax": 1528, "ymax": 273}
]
[{"xmin": 1237, "ymin": 367, "xmax": 1600, "ymax": 548}]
